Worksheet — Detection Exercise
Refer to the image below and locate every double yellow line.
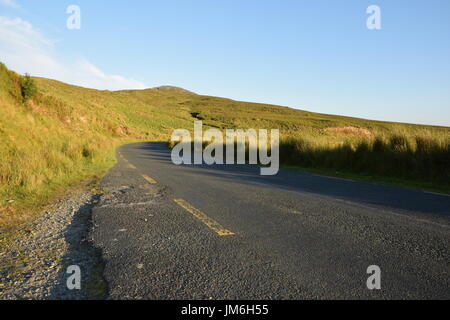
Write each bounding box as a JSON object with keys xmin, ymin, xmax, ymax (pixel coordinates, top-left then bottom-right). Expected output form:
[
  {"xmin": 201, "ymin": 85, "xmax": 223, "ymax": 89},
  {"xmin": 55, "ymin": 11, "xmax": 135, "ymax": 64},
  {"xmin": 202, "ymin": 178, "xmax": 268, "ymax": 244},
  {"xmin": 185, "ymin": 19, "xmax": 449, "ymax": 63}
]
[
  {"xmin": 174, "ymin": 199, "xmax": 236, "ymax": 236},
  {"xmin": 142, "ymin": 174, "xmax": 157, "ymax": 184}
]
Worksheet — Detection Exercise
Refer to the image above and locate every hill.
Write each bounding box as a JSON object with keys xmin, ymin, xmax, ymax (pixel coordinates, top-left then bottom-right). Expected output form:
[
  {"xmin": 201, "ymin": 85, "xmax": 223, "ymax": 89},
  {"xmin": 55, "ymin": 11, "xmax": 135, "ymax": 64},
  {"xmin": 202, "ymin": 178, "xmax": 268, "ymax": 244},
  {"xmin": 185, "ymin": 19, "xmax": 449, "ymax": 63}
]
[
  {"xmin": 152, "ymin": 86, "xmax": 195, "ymax": 94},
  {"xmin": 0, "ymin": 62, "xmax": 449, "ymax": 231}
]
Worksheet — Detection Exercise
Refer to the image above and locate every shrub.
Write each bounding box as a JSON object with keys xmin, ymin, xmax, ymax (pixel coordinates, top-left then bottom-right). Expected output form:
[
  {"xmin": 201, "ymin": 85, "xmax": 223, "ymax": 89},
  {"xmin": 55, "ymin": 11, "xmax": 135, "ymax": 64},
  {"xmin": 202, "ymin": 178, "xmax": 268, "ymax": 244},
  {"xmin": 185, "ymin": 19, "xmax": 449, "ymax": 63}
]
[{"xmin": 20, "ymin": 73, "xmax": 38, "ymax": 102}]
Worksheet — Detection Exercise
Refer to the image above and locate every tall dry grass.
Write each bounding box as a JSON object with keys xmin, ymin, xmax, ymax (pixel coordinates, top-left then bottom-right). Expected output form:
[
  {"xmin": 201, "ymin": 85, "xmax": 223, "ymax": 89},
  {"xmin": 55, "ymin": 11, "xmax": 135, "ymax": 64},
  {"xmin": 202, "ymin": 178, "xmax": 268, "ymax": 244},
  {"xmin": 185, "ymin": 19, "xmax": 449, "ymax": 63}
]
[
  {"xmin": 0, "ymin": 62, "xmax": 195, "ymax": 231},
  {"xmin": 279, "ymin": 134, "xmax": 449, "ymax": 186}
]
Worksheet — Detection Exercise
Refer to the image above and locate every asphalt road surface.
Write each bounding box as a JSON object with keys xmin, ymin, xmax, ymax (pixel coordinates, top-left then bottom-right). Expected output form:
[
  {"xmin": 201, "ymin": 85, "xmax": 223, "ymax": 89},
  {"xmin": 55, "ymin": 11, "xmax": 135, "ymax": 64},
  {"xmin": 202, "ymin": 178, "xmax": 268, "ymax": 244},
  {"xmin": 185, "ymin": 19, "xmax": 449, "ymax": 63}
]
[{"xmin": 91, "ymin": 142, "xmax": 450, "ymax": 299}]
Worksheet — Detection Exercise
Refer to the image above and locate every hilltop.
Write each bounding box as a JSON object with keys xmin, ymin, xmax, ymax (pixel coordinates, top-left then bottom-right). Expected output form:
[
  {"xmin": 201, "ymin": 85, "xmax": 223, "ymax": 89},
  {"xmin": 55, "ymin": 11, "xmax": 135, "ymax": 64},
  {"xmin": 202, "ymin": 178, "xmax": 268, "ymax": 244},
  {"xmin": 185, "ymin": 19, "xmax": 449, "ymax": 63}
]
[{"xmin": 152, "ymin": 86, "xmax": 195, "ymax": 94}]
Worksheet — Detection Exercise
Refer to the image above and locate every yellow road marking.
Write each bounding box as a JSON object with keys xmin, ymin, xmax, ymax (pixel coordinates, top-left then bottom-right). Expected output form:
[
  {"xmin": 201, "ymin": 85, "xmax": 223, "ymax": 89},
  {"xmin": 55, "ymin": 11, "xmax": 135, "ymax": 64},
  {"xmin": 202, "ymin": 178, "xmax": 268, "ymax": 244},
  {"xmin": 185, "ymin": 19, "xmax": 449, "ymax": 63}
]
[
  {"xmin": 142, "ymin": 174, "xmax": 157, "ymax": 184},
  {"xmin": 127, "ymin": 163, "xmax": 137, "ymax": 169},
  {"xmin": 174, "ymin": 199, "xmax": 235, "ymax": 236}
]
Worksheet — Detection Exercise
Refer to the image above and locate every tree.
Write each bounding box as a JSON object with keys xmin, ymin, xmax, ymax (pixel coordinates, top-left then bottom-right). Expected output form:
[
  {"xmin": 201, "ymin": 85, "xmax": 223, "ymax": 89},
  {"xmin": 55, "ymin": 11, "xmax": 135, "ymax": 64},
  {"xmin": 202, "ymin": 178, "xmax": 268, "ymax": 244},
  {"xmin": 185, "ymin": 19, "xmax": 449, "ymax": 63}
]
[{"xmin": 20, "ymin": 73, "xmax": 37, "ymax": 102}]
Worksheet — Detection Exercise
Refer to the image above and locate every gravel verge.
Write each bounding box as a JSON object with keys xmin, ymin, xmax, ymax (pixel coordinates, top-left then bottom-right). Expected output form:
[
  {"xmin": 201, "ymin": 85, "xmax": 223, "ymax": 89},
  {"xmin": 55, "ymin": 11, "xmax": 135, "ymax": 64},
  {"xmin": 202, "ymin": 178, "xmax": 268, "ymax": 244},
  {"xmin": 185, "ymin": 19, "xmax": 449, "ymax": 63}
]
[{"xmin": 0, "ymin": 188, "xmax": 108, "ymax": 300}]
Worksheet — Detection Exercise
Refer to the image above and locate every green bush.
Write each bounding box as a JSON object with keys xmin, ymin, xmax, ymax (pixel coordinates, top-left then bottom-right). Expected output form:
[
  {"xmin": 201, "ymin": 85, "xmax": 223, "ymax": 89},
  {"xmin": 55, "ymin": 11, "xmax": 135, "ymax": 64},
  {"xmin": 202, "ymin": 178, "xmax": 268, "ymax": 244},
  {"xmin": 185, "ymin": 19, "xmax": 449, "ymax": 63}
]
[{"xmin": 20, "ymin": 73, "xmax": 38, "ymax": 102}]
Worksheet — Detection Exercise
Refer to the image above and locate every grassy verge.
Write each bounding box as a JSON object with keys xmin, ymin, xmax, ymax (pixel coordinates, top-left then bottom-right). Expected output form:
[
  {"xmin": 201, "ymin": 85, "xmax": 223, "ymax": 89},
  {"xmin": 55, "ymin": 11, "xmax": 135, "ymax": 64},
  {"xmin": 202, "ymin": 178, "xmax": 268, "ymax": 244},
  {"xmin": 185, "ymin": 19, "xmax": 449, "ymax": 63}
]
[
  {"xmin": 278, "ymin": 136, "xmax": 449, "ymax": 191},
  {"xmin": 0, "ymin": 144, "xmax": 117, "ymax": 234}
]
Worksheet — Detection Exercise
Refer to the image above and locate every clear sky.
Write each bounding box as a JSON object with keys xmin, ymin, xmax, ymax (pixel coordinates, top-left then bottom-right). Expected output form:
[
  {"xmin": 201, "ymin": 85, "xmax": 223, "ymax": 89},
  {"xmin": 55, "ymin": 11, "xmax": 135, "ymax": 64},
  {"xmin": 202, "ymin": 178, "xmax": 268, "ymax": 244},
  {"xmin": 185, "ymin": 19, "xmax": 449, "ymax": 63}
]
[{"xmin": 1, "ymin": 0, "xmax": 449, "ymax": 126}]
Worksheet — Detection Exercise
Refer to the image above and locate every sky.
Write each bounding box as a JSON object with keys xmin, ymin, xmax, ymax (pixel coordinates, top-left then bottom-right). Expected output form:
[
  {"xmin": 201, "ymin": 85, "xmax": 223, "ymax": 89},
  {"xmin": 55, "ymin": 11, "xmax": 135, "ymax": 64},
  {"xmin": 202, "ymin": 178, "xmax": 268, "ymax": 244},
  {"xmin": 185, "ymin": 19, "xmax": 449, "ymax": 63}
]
[{"xmin": 0, "ymin": 0, "xmax": 449, "ymax": 126}]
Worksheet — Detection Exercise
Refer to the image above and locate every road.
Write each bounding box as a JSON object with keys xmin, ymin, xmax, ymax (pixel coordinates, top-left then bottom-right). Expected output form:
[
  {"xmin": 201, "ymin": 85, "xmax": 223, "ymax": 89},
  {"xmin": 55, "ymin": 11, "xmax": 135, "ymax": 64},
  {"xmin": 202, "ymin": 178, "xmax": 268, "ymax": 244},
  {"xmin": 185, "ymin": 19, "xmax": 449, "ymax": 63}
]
[{"xmin": 90, "ymin": 142, "xmax": 450, "ymax": 299}]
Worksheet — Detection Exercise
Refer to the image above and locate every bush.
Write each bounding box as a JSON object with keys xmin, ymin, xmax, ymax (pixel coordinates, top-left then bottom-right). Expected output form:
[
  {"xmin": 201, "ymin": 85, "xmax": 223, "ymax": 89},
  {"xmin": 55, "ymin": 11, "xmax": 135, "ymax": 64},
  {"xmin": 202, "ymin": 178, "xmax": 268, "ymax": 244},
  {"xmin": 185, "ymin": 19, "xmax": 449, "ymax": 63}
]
[{"xmin": 20, "ymin": 73, "xmax": 37, "ymax": 102}]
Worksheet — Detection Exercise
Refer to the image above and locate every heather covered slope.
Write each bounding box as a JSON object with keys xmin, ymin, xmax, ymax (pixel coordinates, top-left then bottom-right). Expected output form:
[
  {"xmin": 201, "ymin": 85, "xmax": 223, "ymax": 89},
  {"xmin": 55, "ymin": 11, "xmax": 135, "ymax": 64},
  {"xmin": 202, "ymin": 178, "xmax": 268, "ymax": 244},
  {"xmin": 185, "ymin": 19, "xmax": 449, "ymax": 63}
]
[{"xmin": 0, "ymin": 63, "xmax": 195, "ymax": 230}]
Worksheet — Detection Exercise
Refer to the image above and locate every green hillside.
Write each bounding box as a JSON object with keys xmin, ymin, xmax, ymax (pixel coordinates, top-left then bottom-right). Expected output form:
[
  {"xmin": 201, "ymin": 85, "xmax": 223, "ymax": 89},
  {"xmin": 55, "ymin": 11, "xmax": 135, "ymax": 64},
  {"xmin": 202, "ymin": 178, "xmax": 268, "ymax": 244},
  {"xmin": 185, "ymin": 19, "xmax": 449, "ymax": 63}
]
[{"xmin": 0, "ymin": 62, "xmax": 449, "ymax": 231}]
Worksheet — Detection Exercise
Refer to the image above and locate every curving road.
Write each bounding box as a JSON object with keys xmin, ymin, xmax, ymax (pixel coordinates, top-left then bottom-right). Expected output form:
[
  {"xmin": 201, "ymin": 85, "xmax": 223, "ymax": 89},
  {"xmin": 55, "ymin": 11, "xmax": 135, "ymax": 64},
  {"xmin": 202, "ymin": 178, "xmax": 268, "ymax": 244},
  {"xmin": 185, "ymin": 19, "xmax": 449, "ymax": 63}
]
[{"xmin": 90, "ymin": 142, "xmax": 450, "ymax": 300}]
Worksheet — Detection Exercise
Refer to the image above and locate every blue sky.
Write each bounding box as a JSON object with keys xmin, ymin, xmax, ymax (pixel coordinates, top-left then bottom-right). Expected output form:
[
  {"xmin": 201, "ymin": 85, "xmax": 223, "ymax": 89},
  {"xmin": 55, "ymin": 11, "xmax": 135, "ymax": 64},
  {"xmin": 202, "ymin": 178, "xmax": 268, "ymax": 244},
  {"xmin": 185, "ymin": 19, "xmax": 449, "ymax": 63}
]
[{"xmin": 1, "ymin": 0, "xmax": 449, "ymax": 126}]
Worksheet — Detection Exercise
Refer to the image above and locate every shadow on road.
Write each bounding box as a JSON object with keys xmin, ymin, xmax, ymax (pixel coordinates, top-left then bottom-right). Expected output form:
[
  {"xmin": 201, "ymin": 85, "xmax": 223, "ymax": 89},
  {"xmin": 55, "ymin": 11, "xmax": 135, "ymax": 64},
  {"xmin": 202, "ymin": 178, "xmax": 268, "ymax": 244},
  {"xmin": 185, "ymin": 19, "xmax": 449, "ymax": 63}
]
[
  {"xmin": 48, "ymin": 194, "xmax": 108, "ymax": 300},
  {"xmin": 131, "ymin": 142, "xmax": 450, "ymax": 217}
]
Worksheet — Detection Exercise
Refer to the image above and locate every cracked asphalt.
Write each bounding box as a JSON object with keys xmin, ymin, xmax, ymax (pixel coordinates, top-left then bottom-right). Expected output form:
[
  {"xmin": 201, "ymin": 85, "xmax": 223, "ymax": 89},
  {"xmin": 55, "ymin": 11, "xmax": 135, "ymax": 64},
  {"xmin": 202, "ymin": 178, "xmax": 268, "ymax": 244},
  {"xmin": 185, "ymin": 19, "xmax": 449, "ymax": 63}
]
[{"xmin": 91, "ymin": 142, "xmax": 450, "ymax": 300}]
